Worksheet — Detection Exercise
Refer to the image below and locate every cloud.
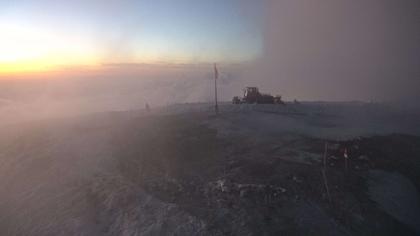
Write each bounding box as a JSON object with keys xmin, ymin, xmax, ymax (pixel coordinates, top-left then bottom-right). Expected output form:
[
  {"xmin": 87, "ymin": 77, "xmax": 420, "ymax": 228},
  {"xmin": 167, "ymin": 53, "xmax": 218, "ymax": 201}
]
[{"xmin": 251, "ymin": 0, "xmax": 420, "ymax": 103}]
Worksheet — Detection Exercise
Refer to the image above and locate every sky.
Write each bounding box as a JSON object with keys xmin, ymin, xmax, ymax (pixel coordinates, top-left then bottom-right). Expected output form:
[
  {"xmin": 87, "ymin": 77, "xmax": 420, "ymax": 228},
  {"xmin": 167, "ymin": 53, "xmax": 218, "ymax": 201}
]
[
  {"xmin": 0, "ymin": 0, "xmax": 419, "ymax": 106},
  {"xmin": 0, "ymin": 0, "xmax": 263, "ymax": 74}
]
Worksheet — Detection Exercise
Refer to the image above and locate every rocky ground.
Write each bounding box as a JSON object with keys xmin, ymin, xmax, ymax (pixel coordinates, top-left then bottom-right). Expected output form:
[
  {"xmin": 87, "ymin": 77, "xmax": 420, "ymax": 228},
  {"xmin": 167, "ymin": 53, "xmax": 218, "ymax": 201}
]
[{"xmin": 0, "ymin": 103, "xmax": 419, "ymax": 235}]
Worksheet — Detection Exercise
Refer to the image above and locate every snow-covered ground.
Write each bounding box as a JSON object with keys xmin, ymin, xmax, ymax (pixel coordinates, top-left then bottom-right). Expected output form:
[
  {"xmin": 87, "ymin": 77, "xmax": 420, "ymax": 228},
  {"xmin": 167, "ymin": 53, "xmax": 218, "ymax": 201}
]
[
  {"xmin": 0, "ymin": 102, "xmax": 419, "ymax": 235},
  {"xmin": 163, "ymin": 102, "xmax": 420, "ymax": 139}
]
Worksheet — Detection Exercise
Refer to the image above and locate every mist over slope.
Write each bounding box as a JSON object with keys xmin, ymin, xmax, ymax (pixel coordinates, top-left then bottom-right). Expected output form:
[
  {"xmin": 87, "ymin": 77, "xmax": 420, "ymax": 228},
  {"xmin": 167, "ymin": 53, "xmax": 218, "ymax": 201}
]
[
  {"xmin": 0, "ymin": 104, "xmax": 419, "ymax": 235},
  {"xmin": 2, "ymin": 63, "xmax": 419, "ymax": 126},
  {"xmin": 0, "ymin": 0, "xmax": 419, "ymax": 234},
  {"xmin": 0, "ymin": 64, "xmax": 249, "ymax": 123}
]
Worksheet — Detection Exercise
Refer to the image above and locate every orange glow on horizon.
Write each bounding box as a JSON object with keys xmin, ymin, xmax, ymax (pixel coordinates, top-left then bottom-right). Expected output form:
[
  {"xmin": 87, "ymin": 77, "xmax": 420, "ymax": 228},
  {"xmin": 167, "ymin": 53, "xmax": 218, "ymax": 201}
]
[
  {"xmin": 0, "ymin": 22, "xmax": 253, "ymax": 77},
  {"xmin": 0, "ymin": 21, "xmax": 102, "ymax": 76},
  {"xmin": 0, "ymin": 58, "xmax": 101, "ymax": 75}
]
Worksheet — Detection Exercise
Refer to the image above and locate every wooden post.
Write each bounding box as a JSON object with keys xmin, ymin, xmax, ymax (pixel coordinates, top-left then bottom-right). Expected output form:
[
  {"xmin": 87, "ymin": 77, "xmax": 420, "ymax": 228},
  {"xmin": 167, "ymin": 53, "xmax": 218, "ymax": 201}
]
[
  {"xmin": 214, "ymin": 63, "xmax": 219, "ymax": 114},
  {"xmin": 322, "ymin": 169, "xmax": 332, "ymax": 203},
  {"xmin": 323, "ymin": 142, "xmax": 328, "ymax": 169},
  {"xmin": 322, "ymin": 141, "xmax": 332, "ymax": 203},
  {"xmin": 344, "ymin": 148, "xmax": 348, "ymax": 173}
]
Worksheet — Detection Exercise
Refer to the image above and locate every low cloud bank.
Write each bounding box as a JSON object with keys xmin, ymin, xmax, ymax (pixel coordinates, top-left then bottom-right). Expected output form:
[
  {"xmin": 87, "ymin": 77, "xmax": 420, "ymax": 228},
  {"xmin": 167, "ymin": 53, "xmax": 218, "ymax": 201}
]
[{"xmin": 0, "ymin": 64, "xmax": 248, "ymax": 123}]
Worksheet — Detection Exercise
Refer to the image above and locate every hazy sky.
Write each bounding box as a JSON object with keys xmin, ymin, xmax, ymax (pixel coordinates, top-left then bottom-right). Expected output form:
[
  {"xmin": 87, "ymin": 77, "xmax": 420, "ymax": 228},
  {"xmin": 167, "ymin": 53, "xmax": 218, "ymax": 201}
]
[
  {"xmin": 0, "ymin": 0, "xmax": 419, "ymax": 104},
  {"xmin": 0, "ymin": 0, "xmax": 263, "ymax": 73},
  {"xmin": 250, "ymin": 0, "xmax": 420, "ymax": 102}
]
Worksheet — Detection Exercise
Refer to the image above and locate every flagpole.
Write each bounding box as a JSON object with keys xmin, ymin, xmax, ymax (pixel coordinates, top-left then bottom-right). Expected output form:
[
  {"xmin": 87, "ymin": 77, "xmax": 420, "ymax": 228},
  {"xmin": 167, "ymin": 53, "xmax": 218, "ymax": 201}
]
[{"xmin": 214, "ymin": 63, "xmax": 219, "ymax": 114}]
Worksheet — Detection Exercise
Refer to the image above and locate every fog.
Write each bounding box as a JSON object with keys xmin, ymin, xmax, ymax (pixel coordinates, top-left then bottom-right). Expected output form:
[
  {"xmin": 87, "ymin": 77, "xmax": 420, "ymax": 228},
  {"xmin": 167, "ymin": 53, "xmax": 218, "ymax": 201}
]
[
  {"xmin": 0, "ymin": 64, "xmax": 249, "ymax": 124},
  {"xmin": 251, "ymin": 0, "xmax": 420, "ymax": 103},
  {"xmin": 1, "ymin": 0, "xmax": 419, "ymax": 124},
  {"xmin": 1, "ymin": 2, "xmax": 420, "ymax": 235}
]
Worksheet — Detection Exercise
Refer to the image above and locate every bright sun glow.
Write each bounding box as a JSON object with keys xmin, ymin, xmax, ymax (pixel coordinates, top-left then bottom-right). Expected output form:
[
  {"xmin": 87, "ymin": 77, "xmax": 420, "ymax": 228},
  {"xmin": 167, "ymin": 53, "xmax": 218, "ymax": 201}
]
[{"xmin": 0, "ymin": 22, "xmax": 100, "ymax": 74}]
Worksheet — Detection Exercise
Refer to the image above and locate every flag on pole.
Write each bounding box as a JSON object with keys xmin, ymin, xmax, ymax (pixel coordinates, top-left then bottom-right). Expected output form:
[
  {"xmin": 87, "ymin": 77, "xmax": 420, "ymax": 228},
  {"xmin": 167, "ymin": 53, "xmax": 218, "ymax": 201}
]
[{"xmin": 214, "ymin": 63, "xmax": 218, "ymax": 80}]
